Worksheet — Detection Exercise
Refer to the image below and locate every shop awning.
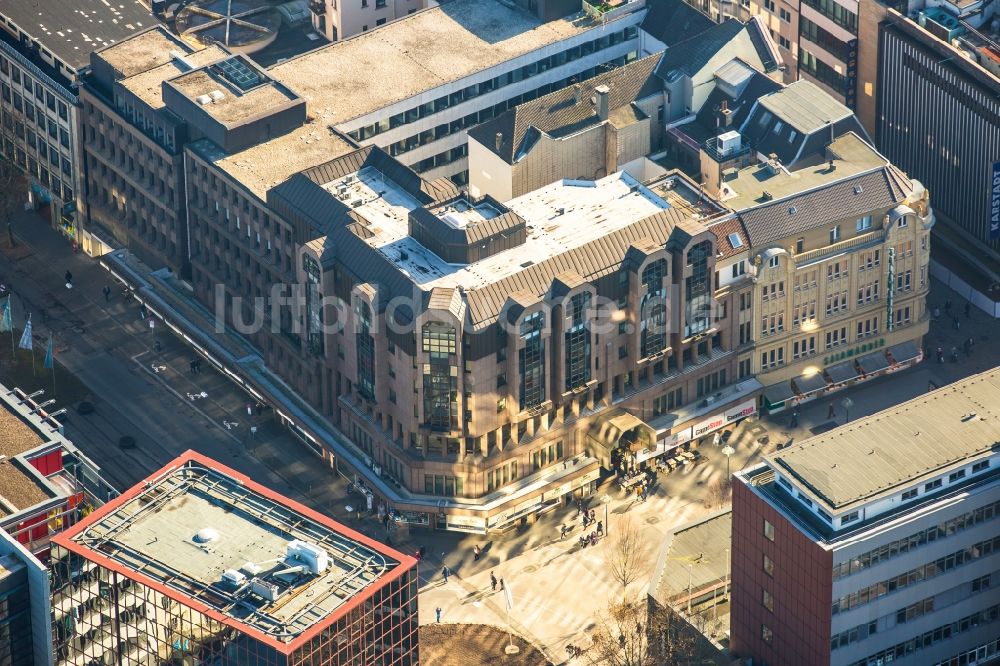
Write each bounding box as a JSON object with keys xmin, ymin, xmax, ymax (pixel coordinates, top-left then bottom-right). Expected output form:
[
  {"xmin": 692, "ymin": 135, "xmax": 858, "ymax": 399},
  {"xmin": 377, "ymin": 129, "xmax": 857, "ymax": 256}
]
[
  {"xmin": 857, "ymin": 350, "xmax": 890, "ymax": 375},
  {"xmin": 825, "ymin": 361, "xmax": 860, "ymax": 385},
  {"xmin": 793, "ymin": 372, "xmax": 828, "ymax": 395},
  {"xmin": 762, "ymin": 381, "xmax": 796, "ymax": 405},
  {"xmin": 886, "ymin": 340, "xmax": 920, "ymax": 365},
  {"xmin": 607, "ymin": 412, "xmax": 646, "ymax": 434}
]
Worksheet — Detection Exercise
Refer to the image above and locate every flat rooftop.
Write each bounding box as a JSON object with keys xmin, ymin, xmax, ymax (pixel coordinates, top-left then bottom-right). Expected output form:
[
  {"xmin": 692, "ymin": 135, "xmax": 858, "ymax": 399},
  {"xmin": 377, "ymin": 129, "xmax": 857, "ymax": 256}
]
[
  {"xmin": 120, "ymin": 45, "xmax": 229, "ymax": 111},
  {"xmin": 168, "ymin": 61, "xmax": 298, "ymax": 124},
  {"xmin": 59, "ymin": 454, "xmax": 408, "ymax": 647},
  {"xmin": 768, "ymin": 368, "xmax": 1000, "ymax": 513},
  {"xmin": 192, "ymin": 125, "xmax": 357, "ymax": 199},
  {"xmin": 268, "ymin": 0, "xmax": 603, "ymax": 127},
  {"xmin": 652, "ymin": 511, "xmax": 731, "ymax": 603},
  {"xmin": 0, "ymin": 0, "xmax": 155, "ymax": 70},
  {"xmin": 329, "ymin": 170, "xmax": 671, "ymax": 290},
  {"xmin": 723, "ymin": 132, "xmax": 886, "ymax": 211},
  {"xmin": 0, "ymin": 404, "xmax": 50, "ymax": 516},
  {"xmin": 96, "ymin": 27, "xmax": 188, "ymax": 79}
]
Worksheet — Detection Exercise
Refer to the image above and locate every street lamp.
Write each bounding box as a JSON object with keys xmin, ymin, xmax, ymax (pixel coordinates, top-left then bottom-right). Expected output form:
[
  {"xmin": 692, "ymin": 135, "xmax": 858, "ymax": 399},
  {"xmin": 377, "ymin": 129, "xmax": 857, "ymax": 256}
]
[
  {"xmin": 841, "ymin": 397, "xmax": 854, "ymax": 423},
  {"xmin": 601, "ymin": 494, "xmax": 612, "ymax": 536},
  {"xmin": 721, "ymin": 445, "xmax": 735, "ymax": 484}
]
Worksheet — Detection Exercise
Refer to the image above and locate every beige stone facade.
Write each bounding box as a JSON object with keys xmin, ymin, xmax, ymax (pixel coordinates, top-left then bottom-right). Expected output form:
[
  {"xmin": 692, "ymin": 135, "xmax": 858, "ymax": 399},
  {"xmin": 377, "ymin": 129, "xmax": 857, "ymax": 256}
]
[{"xmin": 309, "ymin": 0, "xmax": 425, "ymax": 42}]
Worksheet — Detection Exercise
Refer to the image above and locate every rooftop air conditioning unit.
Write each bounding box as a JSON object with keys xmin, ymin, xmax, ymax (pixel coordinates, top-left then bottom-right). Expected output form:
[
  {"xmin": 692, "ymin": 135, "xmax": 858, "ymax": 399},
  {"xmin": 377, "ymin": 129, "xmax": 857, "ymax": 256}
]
[
  {"xmin": 208, "ymin": 89, "xmax": 225, "ymax": 102},
  {"xmin": 250, "ymin": 579, "xmax": 283, "ymax": 602},
  {"xmin": 222, "ymin": 569, "xmax": 247, "ymax": 586},
  {"xmin": 287, "ymin": 540, "xmax": 330, "ymax": 575},
  {"xmin": 717, "ymin": 130, "xmax": 742, "ymax": 157},
  {"xmin": 195, "ymin": 94, "xmax": 212, "ymax": 106}
]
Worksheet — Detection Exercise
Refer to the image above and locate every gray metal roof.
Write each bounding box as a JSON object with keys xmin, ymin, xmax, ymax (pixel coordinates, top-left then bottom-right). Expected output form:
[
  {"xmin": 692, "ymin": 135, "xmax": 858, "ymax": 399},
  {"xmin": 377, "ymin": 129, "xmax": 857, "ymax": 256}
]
[
  {"xmin": 757, "ymin": 80, "xmax": 853, "ymax": 135},
  {"xmin": 768, "ymin": 368, "xmax": 1000, "ymax": 511},
  {"xmin": 1, "ymin": 0, "xmax": 155, "ymax": 70},
  {"xmin": 641, "ymin": 0, "xmax": 715, "ymax": 48},
  {"xmin": 469, "ymin": 54, "xmax": 663, "ymax": 164}
]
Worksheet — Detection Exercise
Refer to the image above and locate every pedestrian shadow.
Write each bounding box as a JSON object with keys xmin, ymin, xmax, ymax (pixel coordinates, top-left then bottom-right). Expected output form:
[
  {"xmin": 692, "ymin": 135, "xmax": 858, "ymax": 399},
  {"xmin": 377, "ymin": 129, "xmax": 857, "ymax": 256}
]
[{"xmin": 460, "ymin": 588, "xmax": 497, "ymax": 605}]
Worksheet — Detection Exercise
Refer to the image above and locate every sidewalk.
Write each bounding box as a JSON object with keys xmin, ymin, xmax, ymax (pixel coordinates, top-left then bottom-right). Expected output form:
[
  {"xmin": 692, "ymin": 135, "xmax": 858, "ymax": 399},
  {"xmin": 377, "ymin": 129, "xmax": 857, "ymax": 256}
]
[{"xmin": 0, "ymin": 210, "xmax": 405, "ymax": 547}]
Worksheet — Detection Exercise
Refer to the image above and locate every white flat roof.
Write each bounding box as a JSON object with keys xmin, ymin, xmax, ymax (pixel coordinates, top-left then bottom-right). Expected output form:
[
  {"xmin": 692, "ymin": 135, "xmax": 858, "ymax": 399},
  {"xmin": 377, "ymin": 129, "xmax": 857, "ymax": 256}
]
[{"xmin": 327, "ymin": 170, "xmax": 671, "ymax": 290}]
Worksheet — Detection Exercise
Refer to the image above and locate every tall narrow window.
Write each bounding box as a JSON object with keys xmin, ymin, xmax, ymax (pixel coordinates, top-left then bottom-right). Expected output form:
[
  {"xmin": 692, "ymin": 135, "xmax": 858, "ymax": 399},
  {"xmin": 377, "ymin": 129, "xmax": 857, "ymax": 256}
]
[
  {"xmin": 519, "ymin": 312, "xmax": 546, "ymax": 408},
  {"xmin": 640, "ymin": 260, "xmax": 668, "ymax": 357},
  {"xmin": 422, "ymin": 322, "xmax": 458, "ymax": 430},
  {"xmin": 684, "ymin": 241, "xmax": 712, "ymax": 338},
  {"xmin": 356, "ymin": 301, "xmax": 375, "ymax": 400},
  {"xmin": 565, "ymin": 293, "xmax": 592, "ymax": 391},
  {"xmin": 304, "ymin": 255, "xmax": 324, "ymax": 357}
]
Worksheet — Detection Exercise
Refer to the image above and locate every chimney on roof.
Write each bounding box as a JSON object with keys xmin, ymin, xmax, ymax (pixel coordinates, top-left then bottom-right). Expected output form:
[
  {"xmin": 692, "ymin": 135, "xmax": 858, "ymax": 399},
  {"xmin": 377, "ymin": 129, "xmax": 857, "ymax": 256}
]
[
  {"xmin": 594, "ymin": 85, "xmax": 609, "ymax": 122},
  {"xmin": 495, "ymin": 132, "xmax": 503, "ymax": 152}
]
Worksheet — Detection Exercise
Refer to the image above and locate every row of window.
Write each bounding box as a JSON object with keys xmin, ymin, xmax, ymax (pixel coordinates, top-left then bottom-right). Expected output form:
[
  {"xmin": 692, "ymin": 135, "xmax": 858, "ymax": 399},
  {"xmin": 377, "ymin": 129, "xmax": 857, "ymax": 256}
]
[
  {"xmin": 832, "ymin": 535, "xmax": 1000, "ymax": 615},
  {"xmin": 0, "ymin": 55, "xmax": 71, "ymax": 121},
  {"xmin": 831, "ymin": 498, "xmax": 999, "ymax": 580},
  {"xmin": 346, "ymin": 27, "xmax": 638, "ymax": 143},
  {"xmin": 849, "ymin": 603, "xmax": 1000, "ymax": 666},
  {"xmin": 0, "ymin": 135, "xmax": 73, "ymax": 202}
]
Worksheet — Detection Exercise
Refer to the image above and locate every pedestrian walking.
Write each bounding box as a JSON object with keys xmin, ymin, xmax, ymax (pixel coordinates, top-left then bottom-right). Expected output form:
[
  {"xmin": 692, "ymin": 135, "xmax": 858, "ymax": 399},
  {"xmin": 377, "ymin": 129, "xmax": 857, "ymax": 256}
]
[
  {"xmin": 965, "ymin": 301, "xmax": 972, "ymax": 318},
  {"xmin": 827, "ymin": 402, "xmax": 836, "ymax": 419},
  {"xmin": 473, "ymin": 545, "xmax": 481, "ymax": 561},
  {"xmin": 953, "ymin": 317, "xmax": 961, "ymax": 330},
  {"xmin": 596, "ymin": 521, "xmax": 603, "ymax": 537},
  {"xmin": 139, "ymin": 304, "xmax": 147, "ymax": 320},
  {"xmin": 589, "ymin": 509, "xmax": 596, "ymax": 523},
  {"xmin": 441, "ymin": 566, "xmax": 449, "ymax": 584},
  {"xmin": 189, "ymin": 359, "xmax": 197, "ymax": 374},
  {"xmin": 490, "ymin": 571, "xmax": 498, "ymax": 591},
  {"xmin": 435, "ymin": 607, "xmax": 442, "ymax": 623},
  {"xmin": 932, "ymin": 306, "xmax": 941, "ymax": 320},
  {"xmin": 102, "ymin": 285, "xmax": 111, "ymax": 302},
  {"xmin": 64, "ymin": 270, "xmax": 73, "ymax": 287},
  {"xmin": 790, "ymin": 409, "xmax": 799, "ymax": 428},
  {"xmin": 582, "ymin": 513, "xmax": 590, "ymax": 528},
  {"xmin": 499, "ymin": 577, "xmax": 505, "ymax": 591}
]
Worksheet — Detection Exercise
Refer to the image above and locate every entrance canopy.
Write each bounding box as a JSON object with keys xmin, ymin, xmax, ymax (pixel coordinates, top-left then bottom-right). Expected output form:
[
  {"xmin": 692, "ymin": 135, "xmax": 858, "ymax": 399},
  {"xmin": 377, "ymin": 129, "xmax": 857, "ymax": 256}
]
[{"xmin": 587, "ymin": 411, "xmax": 655, "ymax": 469}]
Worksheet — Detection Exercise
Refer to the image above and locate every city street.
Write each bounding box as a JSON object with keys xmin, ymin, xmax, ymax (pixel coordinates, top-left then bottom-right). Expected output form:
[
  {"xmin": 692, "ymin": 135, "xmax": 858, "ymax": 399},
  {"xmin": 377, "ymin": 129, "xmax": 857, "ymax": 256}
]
[{"xmin": 3, "ymin": 212, "xmax": 999, "ymax": 663}]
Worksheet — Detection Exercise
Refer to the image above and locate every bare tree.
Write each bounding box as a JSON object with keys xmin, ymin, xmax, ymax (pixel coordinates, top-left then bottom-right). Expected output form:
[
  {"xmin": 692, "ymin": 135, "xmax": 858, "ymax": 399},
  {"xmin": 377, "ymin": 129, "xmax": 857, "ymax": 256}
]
[
  {"xmin": 703, "ymin": 479, "xmax": 731, "ymax": 510},
  {"xmin": 0, "ymin": 159, "xmax": 28, "ymax": 247},
  {"xmin": 608, "ymin": 516, "xmax": 647, "ymax": 601},
  {"xmin": 586, "ymin": 599, "xmax": 701, "ymax": 666}
]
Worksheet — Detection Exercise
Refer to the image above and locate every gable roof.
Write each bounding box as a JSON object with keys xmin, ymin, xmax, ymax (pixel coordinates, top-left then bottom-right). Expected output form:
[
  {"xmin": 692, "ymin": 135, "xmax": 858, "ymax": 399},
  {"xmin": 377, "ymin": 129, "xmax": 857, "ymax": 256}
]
[
  {"xmin": 469, "ymin": 54, "xmax": 662, "ymax": 164},
  {"xmin": 641, "ymin": 0, "xmax": 716, "ymax": 48},
  {"xmin": 736, "ymin": 168, "xmax": 908, "ymax": 246},
  {"xmin": 654, "ymin": 18, "xmax": 746, "ymax": 80}
]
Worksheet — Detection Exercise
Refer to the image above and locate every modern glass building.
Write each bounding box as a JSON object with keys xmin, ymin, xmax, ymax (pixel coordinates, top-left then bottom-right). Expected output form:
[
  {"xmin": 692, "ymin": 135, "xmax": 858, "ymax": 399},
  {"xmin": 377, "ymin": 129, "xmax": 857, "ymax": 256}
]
[{"xmin": 49, "ymin": 451, "xmax": 419, "ymax": 665}]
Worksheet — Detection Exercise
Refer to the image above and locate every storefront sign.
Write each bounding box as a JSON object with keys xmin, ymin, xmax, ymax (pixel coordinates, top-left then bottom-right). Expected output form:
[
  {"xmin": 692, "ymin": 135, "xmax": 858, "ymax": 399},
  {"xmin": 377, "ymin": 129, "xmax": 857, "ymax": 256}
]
[
  {"xmin": 692, "ymin": 414, "xmax": 726, "ymax": 439},
  {"xmin": 447, "ymin": 515, "xmax": 486, "ymax": 530},
  {"xmin": 638, "ymin": 433, "xmax": 680, "ymax": 463},
  {"xmin": 991, "ymin": 160, "xmax": 1000, "ymax": 239},
  {"xmin": 725, "ymin": 398, "xmax": 757, "ymax": 423},
  {"xmin": 576, "ymin": 468, "xmax": 601, "ymax": 488}
]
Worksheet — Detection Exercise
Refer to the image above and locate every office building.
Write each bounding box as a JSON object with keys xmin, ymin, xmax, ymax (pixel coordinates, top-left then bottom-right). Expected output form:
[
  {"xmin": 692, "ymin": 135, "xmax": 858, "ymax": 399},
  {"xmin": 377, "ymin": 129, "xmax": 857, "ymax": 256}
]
[
  {"xmin": 0, "ymin": 530, "xmax": 52, "ymax": 666},
  {"xmin": 50, "ymin": 450, "xmax": 419, "ymax": 665},
  {"xmin": 731, "ymin": 368, "xmax": 1000, "ymax": 666},
  {"xmin": 309, "ymin": 0, "xmax": 425, "ymax": 42},
  {"xmin": 0, "ymin": 383, "xmax": 113, "ymax": 558},
  {"xmin": 0, "ymin": 0, "xmax": 155, "ymax": 248},
  {"xmin": 467, "ymin": 54, "xmax": 665, "ymax": 201},
  {"xmin": 698, "ymin": 81, "xmax": 931, "ymax": 410},
  {"xmin": 81, "ymin": 0, "xmax": 646, "ymax": 273},
  {"xmin": 875, "ymin": 9, "xmax": 1000, "ymax": 263},
  {"xmin": 219, "ymin": 139, "xmax": 760, "ymax": 531}
]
